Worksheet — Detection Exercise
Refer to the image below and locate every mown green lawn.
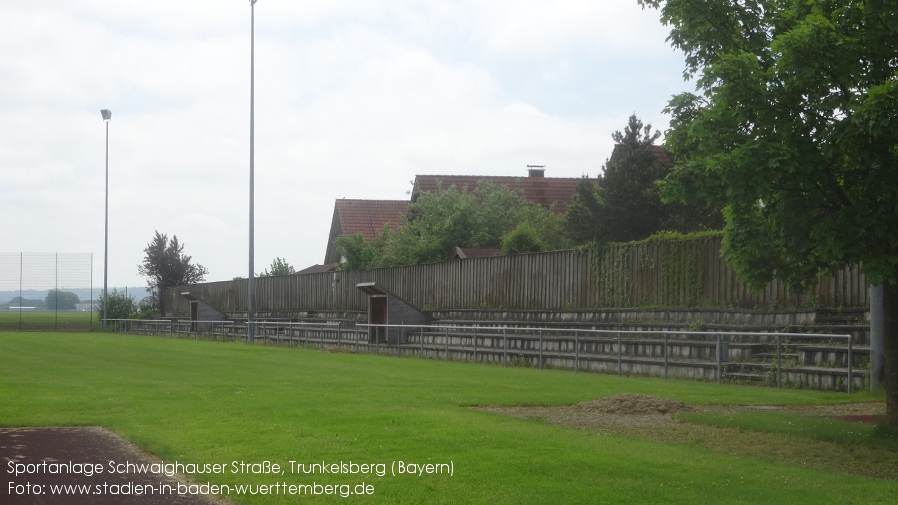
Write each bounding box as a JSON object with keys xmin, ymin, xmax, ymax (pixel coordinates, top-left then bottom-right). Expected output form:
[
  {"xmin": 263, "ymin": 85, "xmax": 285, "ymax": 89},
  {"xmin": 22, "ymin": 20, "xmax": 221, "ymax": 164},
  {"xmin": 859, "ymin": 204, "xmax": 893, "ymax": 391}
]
[
  {"xmin": 0, "ymin": 310, "xmax": 93, "ymax": 330},
  {"xmin": 1, "ymin": 332, "xmax": 894, "ymax": 504}
]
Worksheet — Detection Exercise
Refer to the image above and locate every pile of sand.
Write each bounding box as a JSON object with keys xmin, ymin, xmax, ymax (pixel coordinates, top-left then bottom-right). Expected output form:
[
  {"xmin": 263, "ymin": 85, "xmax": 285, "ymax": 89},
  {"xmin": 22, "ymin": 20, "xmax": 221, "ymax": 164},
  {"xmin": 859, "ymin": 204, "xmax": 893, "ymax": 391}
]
[{"xmin": 573, "ymin": 393, "xmax": 694, "ymax": 415}]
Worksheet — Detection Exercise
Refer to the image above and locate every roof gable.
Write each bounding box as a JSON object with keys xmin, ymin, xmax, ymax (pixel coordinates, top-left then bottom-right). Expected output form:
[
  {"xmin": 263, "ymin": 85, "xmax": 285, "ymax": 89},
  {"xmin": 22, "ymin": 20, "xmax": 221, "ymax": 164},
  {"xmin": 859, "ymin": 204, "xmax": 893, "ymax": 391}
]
[
  {"xmin": 411, "ymin": 174, "xmax": 589, "ymax": 213},
  {"xmin": 335, "ymin": 199, "xmax": 409, "ymax": 240},
  {"xmin": 324, "ymin": 199, "xmax": 409, "ymax": 264}
]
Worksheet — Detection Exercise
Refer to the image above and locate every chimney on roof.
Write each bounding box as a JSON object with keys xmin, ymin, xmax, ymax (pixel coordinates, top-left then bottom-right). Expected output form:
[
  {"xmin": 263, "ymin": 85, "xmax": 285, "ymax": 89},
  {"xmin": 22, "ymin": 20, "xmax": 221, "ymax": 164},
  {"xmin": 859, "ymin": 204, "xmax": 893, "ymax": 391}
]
[{"xmin": 527, "ymin": 165, "xmax": 545, "ymax": 177}]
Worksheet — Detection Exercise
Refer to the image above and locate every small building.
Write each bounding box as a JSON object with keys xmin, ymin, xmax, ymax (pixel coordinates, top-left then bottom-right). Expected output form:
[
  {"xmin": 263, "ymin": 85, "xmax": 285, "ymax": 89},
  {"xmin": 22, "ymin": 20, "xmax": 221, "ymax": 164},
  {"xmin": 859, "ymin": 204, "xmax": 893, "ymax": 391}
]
[
  {"xmin": 356, "ymin": 282, "xmax": 432, "ymax": 344},
  {"xmin": 181, "ymin": 292, "xmax": 226, "ymax": 333}
]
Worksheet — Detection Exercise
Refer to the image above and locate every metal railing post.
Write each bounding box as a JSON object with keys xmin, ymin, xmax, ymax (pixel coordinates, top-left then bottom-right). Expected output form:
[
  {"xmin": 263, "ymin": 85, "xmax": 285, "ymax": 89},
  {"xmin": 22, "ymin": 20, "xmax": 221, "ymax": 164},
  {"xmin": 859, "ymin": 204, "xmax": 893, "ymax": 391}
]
[
  {"xmin": 664, "ymin": 331, "xmax": 668, "ymax": 379},
  {"xmin": 539, "ymin": 330, "xmax": 544, "ymax": 369},
  {"xmin": 473, "ymin": 328, "xmax": 478, "ymax": 363},
  {"xmin": 617, "ymin": 331, "xmax": 622, "ymax": 376},
  {"xmin": 776, "ymin": 334, "xmax": 782, "ymax": 389},
  {"xmin": 503, "ymin": 328, "xmax": 508, "ymax": 367},
  {"xmin": 716, "ymin": 334, "xmax": 722, "ymax": 385},
  {"xmin": 847, "ymin": 334, "xmax": 853, "ymax": 394},
  {"xmin": 112, "ymin": 320, "xmax": 864, "ymax": 395}
]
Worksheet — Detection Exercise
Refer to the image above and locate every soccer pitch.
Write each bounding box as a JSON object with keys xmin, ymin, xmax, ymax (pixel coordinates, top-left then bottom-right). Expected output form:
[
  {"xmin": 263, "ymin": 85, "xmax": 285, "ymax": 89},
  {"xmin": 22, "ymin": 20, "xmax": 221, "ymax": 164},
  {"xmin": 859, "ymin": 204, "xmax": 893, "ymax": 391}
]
[
  {"xmin": 1, "ymin": 332, "xmax": 896, "ymax": 504},
  {"xmin": 0, "ymin": 311, "xmax": 93, "ymax": 331}
]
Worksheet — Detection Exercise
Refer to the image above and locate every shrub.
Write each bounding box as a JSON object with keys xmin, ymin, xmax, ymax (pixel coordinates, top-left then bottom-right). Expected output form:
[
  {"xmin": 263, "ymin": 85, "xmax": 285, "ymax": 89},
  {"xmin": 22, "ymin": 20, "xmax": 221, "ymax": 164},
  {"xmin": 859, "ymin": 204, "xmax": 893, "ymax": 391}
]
[
  {"xmin": 96, "ymin": 290, "xmax": 138, "ymax": 322},
  {"xmin": 501, "ymin": 222, "xmax": 546, "ymax": 255}
]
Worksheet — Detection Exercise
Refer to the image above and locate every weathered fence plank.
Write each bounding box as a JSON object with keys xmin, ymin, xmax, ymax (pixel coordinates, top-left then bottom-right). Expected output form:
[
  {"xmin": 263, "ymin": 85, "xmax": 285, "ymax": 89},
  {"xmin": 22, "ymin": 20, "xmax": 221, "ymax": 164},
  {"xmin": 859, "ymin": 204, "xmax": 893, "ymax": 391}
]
[{"xmin": 164, "ymin": 237, "xmax": 868, "ymax": 315}]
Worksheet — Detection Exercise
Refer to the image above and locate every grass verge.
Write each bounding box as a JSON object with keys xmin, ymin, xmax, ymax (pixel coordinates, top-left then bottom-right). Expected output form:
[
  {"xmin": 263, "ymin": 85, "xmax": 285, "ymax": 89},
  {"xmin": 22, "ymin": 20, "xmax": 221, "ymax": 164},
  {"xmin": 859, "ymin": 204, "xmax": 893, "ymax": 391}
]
[
  {"xmin": 0, "ymin": 310, "xmax": 93, "ymax": 331},
  {"xmin": 679, "ymin": 410, "xmax": 898, "ymax": 448},
  {"xmin": 1, "ymin": 332, "xmax": 895, "ymax": 504}
]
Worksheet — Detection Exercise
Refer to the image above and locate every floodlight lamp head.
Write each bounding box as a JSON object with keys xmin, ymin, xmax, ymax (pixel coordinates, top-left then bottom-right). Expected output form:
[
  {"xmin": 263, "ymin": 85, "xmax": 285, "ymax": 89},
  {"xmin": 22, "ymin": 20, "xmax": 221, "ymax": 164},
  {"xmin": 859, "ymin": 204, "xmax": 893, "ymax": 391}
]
[{"xmin": 100, "ymin": 109, "xmax": 112, "ymax": 121}]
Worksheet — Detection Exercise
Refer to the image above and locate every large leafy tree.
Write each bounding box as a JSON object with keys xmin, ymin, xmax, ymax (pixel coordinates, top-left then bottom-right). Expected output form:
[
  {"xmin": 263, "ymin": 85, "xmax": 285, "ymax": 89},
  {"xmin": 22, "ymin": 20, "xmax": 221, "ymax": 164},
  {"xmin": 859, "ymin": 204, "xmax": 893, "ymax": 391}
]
[
  {"xmin": 597, "ymin": 115, "xmax": 669, "ymax": 242},
  {"xmin": 564, "ymin": 115, "xmax": 721, "ymax": 245},
  {"xmin": 45, "ymin": 289, "xmax": 79, "ymax": 311},
  {"xmin": 564, "ymin": 177, "xmax": 606, "ymax": 245},
  {"xmin": 137, "ymin": 231, "xmax": 208, "ymax": 313},
  {"xmin": 640, "ymin": 0, "xmax": 898, "ymax": 422}
]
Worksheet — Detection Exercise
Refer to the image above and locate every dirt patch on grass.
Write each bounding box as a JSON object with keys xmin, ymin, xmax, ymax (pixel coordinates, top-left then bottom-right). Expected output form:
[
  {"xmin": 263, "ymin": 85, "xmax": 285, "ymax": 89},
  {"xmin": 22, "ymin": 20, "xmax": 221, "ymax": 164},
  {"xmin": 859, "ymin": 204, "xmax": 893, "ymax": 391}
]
[
  {"xmin": 475, "ymin": 395, "xmax": 898, "ymax": 481},
  {"xmin": 474, "ymin": 393, "xmax": 695, "ymax": 430},
  {"xmin": 573, "ymin": 393, "xmax": 694, "ymax": 415},
  {"xmin": 1, "ymin": 426, "xmax": 229, "ymax": 504}
]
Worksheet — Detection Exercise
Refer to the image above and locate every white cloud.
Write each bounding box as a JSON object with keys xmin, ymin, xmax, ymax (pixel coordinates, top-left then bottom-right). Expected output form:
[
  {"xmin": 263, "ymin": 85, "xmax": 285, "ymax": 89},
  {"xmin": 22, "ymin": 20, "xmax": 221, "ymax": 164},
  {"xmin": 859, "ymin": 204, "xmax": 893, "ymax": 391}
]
[
  {"xmin": 469, "ymin": 0, "xmax": 669, "ymax": 56},
  {"xmin": 1, "ymin": 0, "xmax": 688, "ymax": 290}
]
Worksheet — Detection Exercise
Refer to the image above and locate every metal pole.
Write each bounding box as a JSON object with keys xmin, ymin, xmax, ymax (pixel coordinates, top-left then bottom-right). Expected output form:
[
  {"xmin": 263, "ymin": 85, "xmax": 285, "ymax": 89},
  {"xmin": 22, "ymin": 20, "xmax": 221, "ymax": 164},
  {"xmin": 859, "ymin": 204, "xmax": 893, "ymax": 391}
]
[
  {"xmin": 870, "ymin": 284, "xmax": 884, "ymax": 391},
  {"xmin": 247, "ymin": 0, "xmax": 258, "ymax": 344},
  {"xmin": 847, "ymin": 334, "xmax": 853, "ymax": 394},
  {"xmin": 503, "ymin": 328, "xmax": 508, "ymax": 367},
  {"xmin": 664, "ymin": 332, "xmax": 668, "ymax": 379},
  {"xmin": 55, "ymin": 253, "xmax": 58, "ymax": 331},
  {"xmin": 18, "ymin": 252, "xmax": 21, "ymax": 332},
  {"xmin": 617, "ymin": 331, "xmax": 622, "ymax": 376},
  {"xmin": 90, "ymin": 253, "xmax": 94, "ymax": 330},
  {"xmin": 103, "ymin": 118, "xmax": 109, "ymax": 328},
  {"xmin": 716, "ymin": 334, "xmax": 722, "ymax": 385},
  {"xmin": 776, "ymin": 335, "xmax": 782, "ymax": 389},
  {"xmin": 473, "ymin": 328, "xmax": 478, "ymax": 363},
  {"xmin": 539, "ymin": 330, "xmax": 544, "ymax": 369}
]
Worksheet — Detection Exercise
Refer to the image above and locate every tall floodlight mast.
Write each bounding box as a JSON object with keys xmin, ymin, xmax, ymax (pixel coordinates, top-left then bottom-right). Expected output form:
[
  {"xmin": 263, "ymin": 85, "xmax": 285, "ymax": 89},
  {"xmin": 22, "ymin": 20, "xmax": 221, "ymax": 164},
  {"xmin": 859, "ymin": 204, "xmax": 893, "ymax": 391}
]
[
  {"xmin": 247, "ymin": 0, "xmax": 258, "ymax": 343},
  {"xmin": 100, "ymin": 109, "xmax": 112, "ymax": 327}
]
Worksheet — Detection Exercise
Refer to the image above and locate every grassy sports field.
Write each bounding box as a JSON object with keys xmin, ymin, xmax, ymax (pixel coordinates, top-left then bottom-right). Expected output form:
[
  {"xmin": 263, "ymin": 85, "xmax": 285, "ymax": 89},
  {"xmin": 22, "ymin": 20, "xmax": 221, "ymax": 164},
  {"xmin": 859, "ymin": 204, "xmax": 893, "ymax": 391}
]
[
  {"xmin": 0, "ymin": 310, "xmax": 93, "ymax": 331},
  {"xmin": 1, "ymin": 332, "xmax": 896, "ymax": 504}
]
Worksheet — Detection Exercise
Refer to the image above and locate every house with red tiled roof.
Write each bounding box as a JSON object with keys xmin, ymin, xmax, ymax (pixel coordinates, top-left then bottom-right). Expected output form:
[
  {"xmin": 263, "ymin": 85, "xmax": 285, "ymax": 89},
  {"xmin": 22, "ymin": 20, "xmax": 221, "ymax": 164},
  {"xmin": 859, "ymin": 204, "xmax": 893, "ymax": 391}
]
[
  {"xmin": 647, "ymin": 145, "xmax": 674, "ymax": 168},
  {"xmin": 411, "ymin": 167, "xmax": 590, "ymax": 214},
  {"xmin": 320, "ymin": 168, "xmax": 593, "ymax": 266},
  {"xmin": 323, "ymin": 199, "xmax": 410, "ymax": 264}
]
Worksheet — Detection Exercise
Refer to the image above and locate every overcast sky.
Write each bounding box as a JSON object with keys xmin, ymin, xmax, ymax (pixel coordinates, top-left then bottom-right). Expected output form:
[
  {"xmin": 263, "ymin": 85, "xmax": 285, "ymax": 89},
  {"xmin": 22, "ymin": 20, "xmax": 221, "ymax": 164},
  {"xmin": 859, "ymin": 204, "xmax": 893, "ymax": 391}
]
[{"xmin": 1, "ymin": 0, "xmax": 689, "ymax": 291}]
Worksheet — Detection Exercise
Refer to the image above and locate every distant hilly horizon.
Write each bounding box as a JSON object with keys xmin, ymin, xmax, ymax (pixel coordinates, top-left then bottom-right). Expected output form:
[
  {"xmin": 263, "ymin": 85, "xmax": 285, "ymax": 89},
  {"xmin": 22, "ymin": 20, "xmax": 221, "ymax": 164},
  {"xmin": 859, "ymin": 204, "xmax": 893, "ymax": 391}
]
[{"xmin": 0, "ymin": 286, "xmax": 149, "ymax": 304}]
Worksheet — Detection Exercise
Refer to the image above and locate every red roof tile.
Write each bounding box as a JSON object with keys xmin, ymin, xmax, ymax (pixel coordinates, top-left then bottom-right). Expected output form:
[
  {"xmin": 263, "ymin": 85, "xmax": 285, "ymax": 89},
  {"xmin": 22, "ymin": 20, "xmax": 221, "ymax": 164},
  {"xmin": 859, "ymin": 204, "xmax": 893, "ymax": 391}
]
[
  {"xmin": 412, "ymin": 174, "xmax": 590, "ymax": 213},
  {"xmin": 334, "ymin": 199, "xmax": 409, "ymax": 241},
  {"xmin": 324, "ymin": 199, "xmax": 409, "ymax": 263}
]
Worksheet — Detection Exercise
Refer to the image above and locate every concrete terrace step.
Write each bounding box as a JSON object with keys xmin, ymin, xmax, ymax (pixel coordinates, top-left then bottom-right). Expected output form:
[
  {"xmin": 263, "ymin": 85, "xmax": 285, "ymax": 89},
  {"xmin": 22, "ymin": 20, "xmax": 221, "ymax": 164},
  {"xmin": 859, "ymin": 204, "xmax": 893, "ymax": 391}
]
[
  {"xmin": 814, "ymin": 309, "xmax": 868, "ymax": 325},
  {"xmin": 724, "ymin": 372, "xmax": 767, "ymax": 383},
  {"xmin": 752, "ymin": 352, "xmax": 799, "ymax": 362}
]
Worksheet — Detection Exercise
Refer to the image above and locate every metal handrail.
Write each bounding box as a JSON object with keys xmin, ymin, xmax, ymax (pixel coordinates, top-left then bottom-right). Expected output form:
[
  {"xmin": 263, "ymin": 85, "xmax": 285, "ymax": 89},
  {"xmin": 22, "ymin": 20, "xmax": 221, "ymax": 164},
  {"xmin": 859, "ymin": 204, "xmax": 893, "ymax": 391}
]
[
  {"xmin": 105, "ymin": 319, "xmax": 856, "ymax": 393},
  {"xmin": 357, "ymin": 323, "xmax": 855, "ymax": 393}
]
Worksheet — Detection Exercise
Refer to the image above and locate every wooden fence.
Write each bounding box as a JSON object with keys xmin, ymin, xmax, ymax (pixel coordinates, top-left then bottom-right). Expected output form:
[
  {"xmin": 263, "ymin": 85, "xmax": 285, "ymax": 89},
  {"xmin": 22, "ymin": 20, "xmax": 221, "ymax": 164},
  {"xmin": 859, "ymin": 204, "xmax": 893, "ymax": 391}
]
[{"xmin": 164, "ymin": 236, "xmax": 868, "ymax": 316}]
